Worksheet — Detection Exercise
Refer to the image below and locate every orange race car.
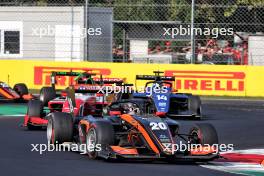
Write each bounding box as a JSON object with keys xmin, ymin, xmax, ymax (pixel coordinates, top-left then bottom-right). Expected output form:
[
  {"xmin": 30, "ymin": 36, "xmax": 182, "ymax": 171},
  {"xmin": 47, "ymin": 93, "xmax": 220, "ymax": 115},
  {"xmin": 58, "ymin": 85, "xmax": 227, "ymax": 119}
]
[
  {"xmin": 47, "ymin": 93, "xmax": 219, "ymax": 162},
  {"xmin": 0, "ymin": 81, "xmax": 34, "ymax": 101}
]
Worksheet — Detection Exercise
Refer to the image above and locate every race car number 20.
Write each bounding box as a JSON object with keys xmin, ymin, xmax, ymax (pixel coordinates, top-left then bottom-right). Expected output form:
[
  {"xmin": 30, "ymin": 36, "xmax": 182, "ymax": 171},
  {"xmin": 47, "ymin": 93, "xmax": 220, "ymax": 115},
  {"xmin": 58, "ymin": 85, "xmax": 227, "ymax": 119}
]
[{"xmin": 150, "ymin": 122, "xmax": 167, "ymax": 130}]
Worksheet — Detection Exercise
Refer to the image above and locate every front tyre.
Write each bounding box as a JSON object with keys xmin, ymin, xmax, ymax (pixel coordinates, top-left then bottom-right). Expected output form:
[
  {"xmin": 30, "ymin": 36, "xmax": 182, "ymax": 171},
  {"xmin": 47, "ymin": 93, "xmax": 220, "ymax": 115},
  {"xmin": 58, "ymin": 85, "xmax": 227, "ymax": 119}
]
[
  {"xmin": 27, "ymin": 100, "xmax": 43, "ymax": 117},
  {"xmin": 26, "ymin": 100, "xmax": 43, "ymax": 130},
  {"xmin": 85, "ymin": 121, "xmax": 114, "ymax": 159},
  {"xmin": 47, "ymin": 112, "xmax": 73, "ymax": 144},
  {"xmin": 195, "ymin": 106, "xmax": 202, "ymax": 120},
  {"xmin": 189, "ymin": 123, "xmax": 218, "ymax": 145},
  {"xmin": 189, "ymin": 95, "xmax": 202, "ymax": 120},
  {"xmin": 40, "ymin": 87, "xmax": 56, "ymax": 106},
  {"xmin": 86, "ymin": 127, "xmax": 98, "ymax": 159}
]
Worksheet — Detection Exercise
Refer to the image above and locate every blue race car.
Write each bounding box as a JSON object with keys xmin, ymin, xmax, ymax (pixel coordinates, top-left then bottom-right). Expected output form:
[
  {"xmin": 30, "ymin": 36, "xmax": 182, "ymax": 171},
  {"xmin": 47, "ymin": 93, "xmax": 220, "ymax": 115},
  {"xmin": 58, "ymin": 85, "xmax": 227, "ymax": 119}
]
[{"xmin": 132, "ymin": 71, "xmax": 202, "ymax": 120}]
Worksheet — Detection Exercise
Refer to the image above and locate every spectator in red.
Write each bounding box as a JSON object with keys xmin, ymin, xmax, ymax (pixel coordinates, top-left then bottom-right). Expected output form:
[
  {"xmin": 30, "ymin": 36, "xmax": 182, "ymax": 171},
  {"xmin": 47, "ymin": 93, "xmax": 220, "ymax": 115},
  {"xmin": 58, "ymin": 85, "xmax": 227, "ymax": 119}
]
[
  {"xmin": 223, "ymin": 42, "xmax": 234, "ymax": 65},
  {"xmin": 206, "ymin": 39, "xmax": 217, "ymax": 48},
  {"xmin": 155, "ymin": 45, "xmax": 161, "ymax": 54},
  {"xmin": 223, "ymin": 42, "xmax": 233, "ymax": 53},
  {"xmin": 205, "ymin": 39, "xmax": 218, "ymax": 59},
  {"xmin": 164, "ymin": 41, "xmax": 172, "ymax": 53},
  {"xmin": 242, "ymin": 42, "xmax": 248, "ymax": 65},
  {"xmin": 232, "ymin": 42, "xmax": 248, "ymax": 65}
]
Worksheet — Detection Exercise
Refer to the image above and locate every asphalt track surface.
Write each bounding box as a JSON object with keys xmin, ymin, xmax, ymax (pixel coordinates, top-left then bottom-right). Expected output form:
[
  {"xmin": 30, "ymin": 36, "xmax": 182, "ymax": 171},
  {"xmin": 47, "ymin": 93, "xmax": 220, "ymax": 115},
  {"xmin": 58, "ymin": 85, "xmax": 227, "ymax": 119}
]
[{"xmin": 0, "ymin": 99, "xmax": 264, "ymax": 176}]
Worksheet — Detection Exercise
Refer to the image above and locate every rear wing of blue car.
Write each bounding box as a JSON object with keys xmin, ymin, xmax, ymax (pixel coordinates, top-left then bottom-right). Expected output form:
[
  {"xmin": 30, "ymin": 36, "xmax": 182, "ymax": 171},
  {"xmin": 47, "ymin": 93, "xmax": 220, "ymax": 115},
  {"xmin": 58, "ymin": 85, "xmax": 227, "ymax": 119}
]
[{"xmin": 136, "ymin": 71, "xmax": 175, "ymax": 81}]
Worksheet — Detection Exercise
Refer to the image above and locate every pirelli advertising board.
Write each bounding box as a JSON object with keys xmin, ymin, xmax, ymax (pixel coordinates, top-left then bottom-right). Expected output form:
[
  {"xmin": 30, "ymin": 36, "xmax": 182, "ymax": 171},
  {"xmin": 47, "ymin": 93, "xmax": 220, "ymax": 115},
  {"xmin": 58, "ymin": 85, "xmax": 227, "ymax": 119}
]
[{"xmin": 0, "ymin": 60, "xmax": 263, "ymax": 97}]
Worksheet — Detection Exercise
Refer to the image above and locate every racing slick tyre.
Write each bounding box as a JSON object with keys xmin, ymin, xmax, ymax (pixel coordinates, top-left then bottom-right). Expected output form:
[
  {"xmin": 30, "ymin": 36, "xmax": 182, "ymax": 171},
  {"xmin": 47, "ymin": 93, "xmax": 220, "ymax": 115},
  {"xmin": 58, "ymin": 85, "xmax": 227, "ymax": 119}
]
[
  {"xmin": 86, "ymin": 121, "xmax": 115, "ymax": 159},
  {"xmin": 47, "ymin": 112, "xmax": 73, "ymax": 144},
  {"xmin": 14, "ymin": 83, "xmax": 28, "ymax": 97},
  {"xmin": 27, "ymin": 100, "xmax": 43, "ymax": 130},
  {"xmin": 40, "ymin": 87, "xmax": 56, "ymax": 106},
  {"xmin": 28, "ymin": 100, "xmax": 43, "ymax": 117},
  {"xmin": 189, "ymin": 95, "xmax": 202, "ymax": 120},
  {"xmin": 189, "ymin": 123, "xmax": 218, "ymax": 146}
]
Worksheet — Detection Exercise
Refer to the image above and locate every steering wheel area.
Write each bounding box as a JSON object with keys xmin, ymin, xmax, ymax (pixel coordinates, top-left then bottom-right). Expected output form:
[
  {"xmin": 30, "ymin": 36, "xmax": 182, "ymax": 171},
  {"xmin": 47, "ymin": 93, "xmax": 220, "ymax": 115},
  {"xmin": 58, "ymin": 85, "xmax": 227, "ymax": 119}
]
[{"xmin": 121, "ymin": 102, "xmax": 141, "ymax": 115}]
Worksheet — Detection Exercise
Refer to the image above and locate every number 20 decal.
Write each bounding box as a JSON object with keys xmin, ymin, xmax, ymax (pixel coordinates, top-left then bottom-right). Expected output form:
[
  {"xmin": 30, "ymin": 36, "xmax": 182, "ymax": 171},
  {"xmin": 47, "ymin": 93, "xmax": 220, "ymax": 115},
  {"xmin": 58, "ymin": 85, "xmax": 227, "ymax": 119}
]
[{"xmin": 150, "ymin": 122, "xmax": 167, "ymax": 130}]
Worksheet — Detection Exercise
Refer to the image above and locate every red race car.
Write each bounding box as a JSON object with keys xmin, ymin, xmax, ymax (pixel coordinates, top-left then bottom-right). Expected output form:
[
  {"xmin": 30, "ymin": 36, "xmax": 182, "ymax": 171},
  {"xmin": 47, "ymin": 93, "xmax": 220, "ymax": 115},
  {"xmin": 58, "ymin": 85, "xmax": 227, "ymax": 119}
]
[
  {"xmin": 0, "ymin": 81, "xmax": 33, "ymax": 101},
  {"xmin": 23, "ymin": 71, "xmax": 124, "ymax": 130}
]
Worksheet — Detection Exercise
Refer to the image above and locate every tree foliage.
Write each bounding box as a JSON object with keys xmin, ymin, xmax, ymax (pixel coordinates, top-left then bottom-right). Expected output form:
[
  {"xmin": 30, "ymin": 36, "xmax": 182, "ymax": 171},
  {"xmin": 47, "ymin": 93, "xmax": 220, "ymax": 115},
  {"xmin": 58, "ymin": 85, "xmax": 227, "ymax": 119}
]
[{"xmin": 2, "ymin": 0, "xmax": 264, "ymax": 27}]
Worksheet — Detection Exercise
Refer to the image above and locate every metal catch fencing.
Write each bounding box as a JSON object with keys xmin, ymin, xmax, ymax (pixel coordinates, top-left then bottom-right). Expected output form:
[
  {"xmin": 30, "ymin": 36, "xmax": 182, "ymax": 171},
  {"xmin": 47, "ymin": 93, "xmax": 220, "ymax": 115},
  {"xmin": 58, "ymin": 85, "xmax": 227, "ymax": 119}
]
[{"xmin": 0, "ymin": 0, "xmax": 263, "ymax": 65}]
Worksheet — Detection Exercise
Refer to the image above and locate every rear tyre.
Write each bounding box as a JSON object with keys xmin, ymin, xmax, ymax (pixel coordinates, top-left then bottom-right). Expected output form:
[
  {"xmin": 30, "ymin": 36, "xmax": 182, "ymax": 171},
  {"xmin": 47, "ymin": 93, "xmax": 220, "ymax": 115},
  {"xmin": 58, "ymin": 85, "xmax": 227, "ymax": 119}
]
[
  {"xmin": 86, "ymin": 121, "xmax": 114, "ymax": 159},
  {"xmin": 189, "ymin": 95, "xmax": 202, "ymax": 120},
  {"xmin": 189, "ymin": 123, "xmax": 218, "ymax": 145},
  {"xmin": 14, "ymin": 83, "xmax": 28, "ymax": 97},
  {"xmin": 40, "ymin": 87, "xmax": 56, "ymax": 106},
  {"xmin": 27, "ymin": 100, "xmax": 43, "ymax": 130},
  {"xmin": 47, "ymin": 112, "xmax": 73, "ymax": 144},
  {"xmin": 195, "ymin": 106, "xmax": 202, "ymax": 120}
]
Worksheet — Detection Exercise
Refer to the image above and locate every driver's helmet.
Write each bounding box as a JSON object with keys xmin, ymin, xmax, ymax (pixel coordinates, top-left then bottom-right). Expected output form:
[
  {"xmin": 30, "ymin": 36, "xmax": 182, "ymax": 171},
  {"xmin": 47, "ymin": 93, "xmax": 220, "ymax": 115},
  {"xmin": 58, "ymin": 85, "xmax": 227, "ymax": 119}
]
[
  {"xmin": 0, "ymin": 82, "xmax": 9, "ymax": 88},
  {"xmin": 122, "ymin": 102, "xmax": 141, "ymax": 115}
]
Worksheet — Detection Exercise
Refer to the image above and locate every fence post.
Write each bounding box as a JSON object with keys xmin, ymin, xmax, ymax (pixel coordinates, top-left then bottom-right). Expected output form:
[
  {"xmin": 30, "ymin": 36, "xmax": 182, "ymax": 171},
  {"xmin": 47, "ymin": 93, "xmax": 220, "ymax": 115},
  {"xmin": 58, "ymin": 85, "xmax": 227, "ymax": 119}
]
[
  {"xmin": 85, "ymin": 0, "xmax": 89, "ymax": 61},
  {"xmin": 191, "ymin": 0, "xmax": 195, "ymax": 64},
  {"xmin": 122, "ymin": 29, "xmax": 127, "ymax": 62}
]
